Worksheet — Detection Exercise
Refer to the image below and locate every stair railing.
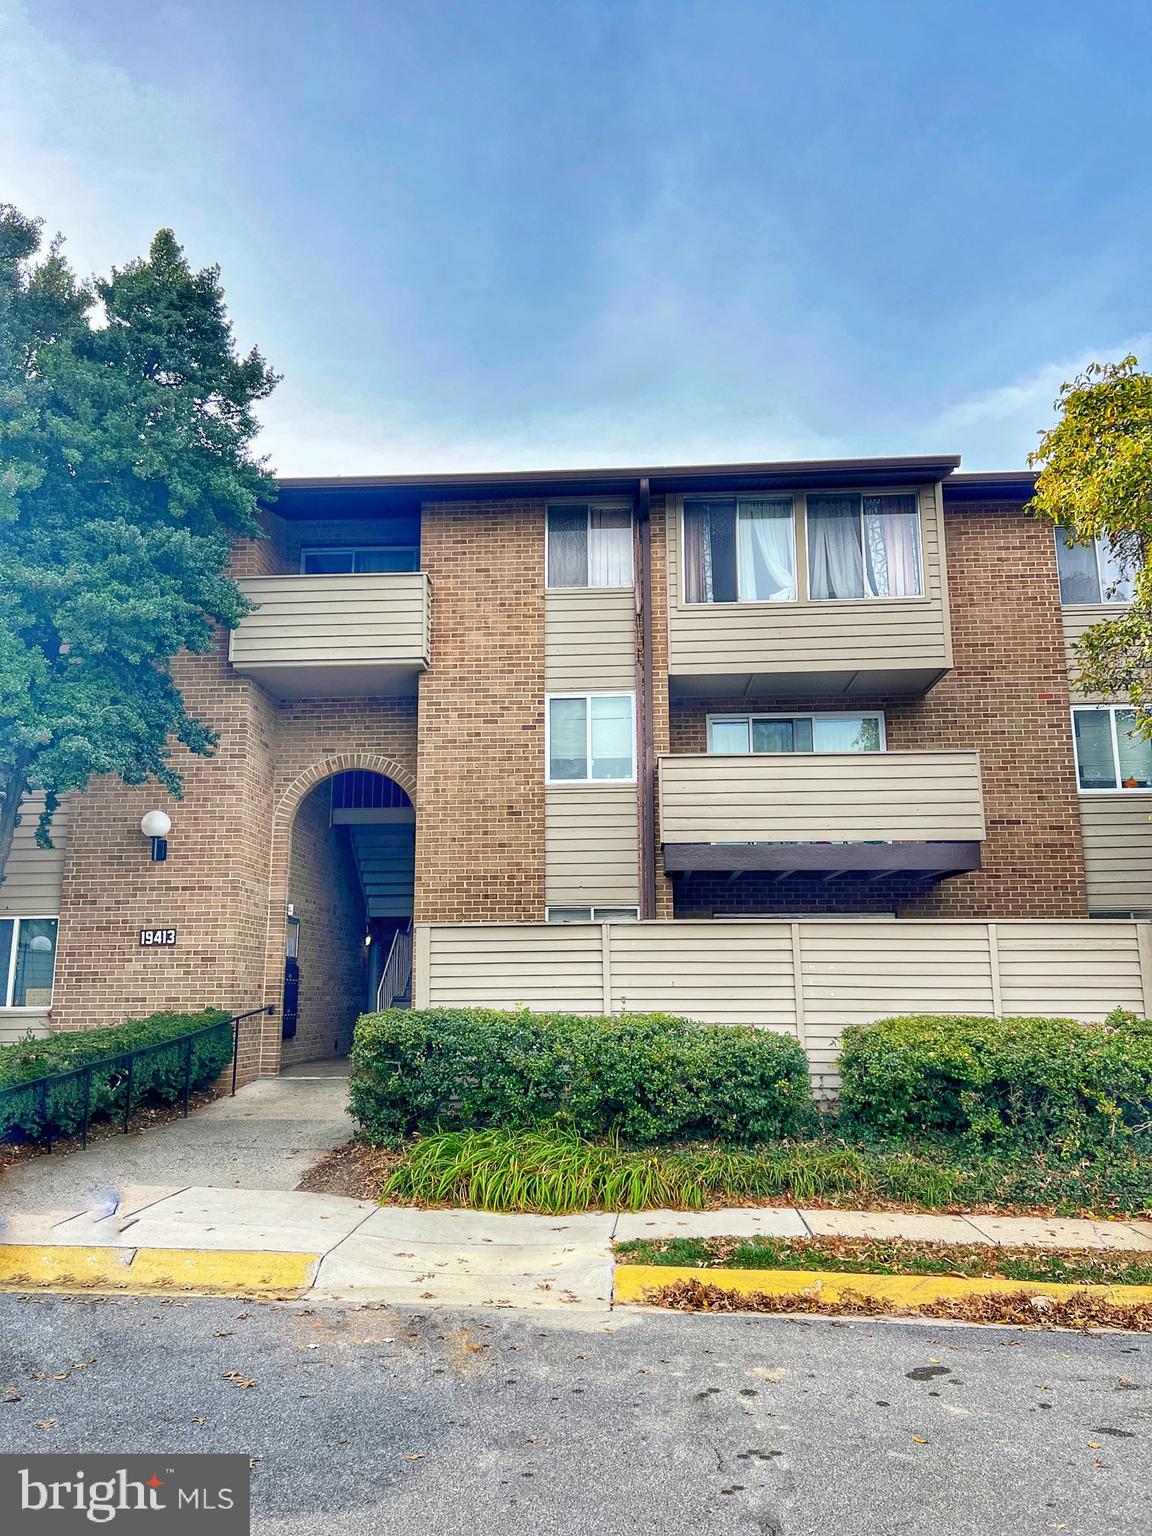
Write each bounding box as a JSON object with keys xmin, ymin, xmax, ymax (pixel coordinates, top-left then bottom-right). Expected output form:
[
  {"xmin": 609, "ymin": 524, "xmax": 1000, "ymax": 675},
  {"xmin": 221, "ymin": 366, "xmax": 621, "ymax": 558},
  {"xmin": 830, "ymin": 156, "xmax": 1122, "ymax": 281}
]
[{"xmin": 376, "ymin": 924, "xmax": 414, "ymax": 1012}]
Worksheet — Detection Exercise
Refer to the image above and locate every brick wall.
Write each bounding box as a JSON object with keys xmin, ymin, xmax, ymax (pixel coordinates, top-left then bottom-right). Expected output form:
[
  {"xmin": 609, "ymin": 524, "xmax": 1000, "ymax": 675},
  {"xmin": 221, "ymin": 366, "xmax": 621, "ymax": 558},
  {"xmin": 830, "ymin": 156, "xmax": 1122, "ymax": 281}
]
[
  {"xmin": 283, "ymin": 780, "xmax": 365, "ymax": 1064},
  {"xmin": 663, "ymin": 503, "xmax": 1087, "ymax": 918},
  {"xmin": 414, "ymin": 500, "xmax": 546, "ymax": 921}
]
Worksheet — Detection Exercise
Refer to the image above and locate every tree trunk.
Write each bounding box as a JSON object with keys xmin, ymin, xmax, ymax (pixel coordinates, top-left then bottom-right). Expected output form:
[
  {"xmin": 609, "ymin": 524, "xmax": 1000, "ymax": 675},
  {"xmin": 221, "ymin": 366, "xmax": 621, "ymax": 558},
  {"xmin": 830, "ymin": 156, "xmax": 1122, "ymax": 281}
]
[{"xmin": 0, "ymin": 762, "xmax": 30, "ymax": 890}]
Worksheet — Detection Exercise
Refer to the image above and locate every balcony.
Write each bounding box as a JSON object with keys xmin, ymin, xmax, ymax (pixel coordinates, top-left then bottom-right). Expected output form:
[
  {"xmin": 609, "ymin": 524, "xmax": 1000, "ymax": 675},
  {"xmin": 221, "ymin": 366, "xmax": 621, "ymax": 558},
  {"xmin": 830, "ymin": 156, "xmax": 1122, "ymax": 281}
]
[
  {"xmin": 228, "ymin": 572, "xmax": 430, "ymax": 698},
  {"xmin": 658, "ymin": 751, "xmax": 985, "ymax": 877},
  {"xmin": 665, "ymin": 484, "xmax": 953, "ymax": 696}
]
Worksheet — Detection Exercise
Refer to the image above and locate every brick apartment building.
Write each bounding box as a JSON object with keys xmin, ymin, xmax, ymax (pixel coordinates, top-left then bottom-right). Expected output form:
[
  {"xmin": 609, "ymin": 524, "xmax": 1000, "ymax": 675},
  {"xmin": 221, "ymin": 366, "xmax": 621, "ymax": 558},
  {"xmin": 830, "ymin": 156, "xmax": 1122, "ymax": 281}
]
[{"xmin": 3, "ymin": 454, "xmax": 1149, "ymax": 1073}]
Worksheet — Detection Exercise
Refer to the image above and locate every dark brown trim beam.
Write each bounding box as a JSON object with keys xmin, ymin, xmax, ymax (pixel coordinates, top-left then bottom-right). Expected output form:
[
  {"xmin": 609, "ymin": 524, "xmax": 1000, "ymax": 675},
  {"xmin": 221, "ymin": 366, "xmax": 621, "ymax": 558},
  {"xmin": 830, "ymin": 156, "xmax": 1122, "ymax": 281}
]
[
  {"xmin": 662, "ymin": 842, "xmax": 981, "ymax": 875},
  {"xmin": 635, "ymin": 476, "xmax": 657, "ymax": 919}
]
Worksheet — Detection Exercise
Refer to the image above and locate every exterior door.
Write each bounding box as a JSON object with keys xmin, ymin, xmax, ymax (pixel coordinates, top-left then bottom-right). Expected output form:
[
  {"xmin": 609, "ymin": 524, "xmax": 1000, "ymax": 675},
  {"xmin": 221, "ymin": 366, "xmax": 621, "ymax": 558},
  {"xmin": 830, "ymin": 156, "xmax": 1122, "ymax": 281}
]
[{"xmin": 282, "ymin": 916, "xmax": 300, "ymax": 1040}]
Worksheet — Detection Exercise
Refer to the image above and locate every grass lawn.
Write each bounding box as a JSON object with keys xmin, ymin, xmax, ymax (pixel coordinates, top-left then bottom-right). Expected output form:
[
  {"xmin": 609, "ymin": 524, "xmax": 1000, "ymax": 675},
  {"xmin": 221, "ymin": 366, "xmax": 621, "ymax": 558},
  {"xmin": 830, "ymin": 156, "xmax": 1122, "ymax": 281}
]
[{"xmin": 614, "ymin": 1234, "xmax": 1152, "ymax": 1287}]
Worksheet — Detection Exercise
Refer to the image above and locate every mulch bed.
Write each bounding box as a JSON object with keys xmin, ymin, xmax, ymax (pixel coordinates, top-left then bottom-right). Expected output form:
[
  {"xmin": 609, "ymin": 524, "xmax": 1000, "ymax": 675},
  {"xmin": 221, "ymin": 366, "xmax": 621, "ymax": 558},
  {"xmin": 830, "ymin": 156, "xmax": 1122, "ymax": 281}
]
[
  {"xmin": 295, "ymin": 1138, "xmax": 404, "ymax": 1197},
  {"xmin": 645, "ymin": 1276, "xmax": 1152, "ymax": 1331}
]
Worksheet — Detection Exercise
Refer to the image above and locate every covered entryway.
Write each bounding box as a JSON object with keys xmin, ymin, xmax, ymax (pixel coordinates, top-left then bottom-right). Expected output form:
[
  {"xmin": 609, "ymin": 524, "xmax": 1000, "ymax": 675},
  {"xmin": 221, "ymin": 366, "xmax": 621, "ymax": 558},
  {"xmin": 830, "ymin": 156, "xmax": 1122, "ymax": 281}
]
[{"xmin": 282, "ymin": 769, "xmax": 414, "ymax": 1067}]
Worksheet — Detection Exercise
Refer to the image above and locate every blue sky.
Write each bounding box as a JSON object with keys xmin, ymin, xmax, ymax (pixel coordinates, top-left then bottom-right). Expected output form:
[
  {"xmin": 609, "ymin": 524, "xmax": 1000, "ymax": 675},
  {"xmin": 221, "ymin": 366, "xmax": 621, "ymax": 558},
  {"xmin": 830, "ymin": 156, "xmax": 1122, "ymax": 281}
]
[{"xmin": 3, "ymin": 0, "xmax": 1150, "ymax": 474}]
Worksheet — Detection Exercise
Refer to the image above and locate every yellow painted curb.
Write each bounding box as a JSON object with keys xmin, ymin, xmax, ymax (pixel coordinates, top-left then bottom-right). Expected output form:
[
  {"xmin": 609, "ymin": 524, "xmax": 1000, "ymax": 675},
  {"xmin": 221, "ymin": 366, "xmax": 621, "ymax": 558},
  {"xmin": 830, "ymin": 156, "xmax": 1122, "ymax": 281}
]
[
  {"xmin": 613, "ymin": 1264, "xmax": 1152, "ymax": 1308},
  {"xmin": 0, "ymin": 1245, "xmax": 318, "ymax": 1295}
]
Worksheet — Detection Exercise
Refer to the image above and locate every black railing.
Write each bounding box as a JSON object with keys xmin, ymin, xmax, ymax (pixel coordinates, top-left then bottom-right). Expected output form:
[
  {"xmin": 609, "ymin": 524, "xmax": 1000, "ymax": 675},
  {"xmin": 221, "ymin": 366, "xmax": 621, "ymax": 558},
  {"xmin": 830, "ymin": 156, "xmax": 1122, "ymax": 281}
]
[{"xmin": 0, "ymin": 1005, "xmax": 275, "ymax": 1152}]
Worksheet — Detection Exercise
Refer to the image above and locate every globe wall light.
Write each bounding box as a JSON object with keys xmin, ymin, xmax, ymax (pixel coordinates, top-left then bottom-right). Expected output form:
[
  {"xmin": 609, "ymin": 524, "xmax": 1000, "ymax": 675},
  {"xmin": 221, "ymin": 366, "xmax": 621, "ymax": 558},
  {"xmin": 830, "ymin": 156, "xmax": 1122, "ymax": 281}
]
[{"xmin": 141, "ymin": 810, "xmax": 172, "ymax": 862}]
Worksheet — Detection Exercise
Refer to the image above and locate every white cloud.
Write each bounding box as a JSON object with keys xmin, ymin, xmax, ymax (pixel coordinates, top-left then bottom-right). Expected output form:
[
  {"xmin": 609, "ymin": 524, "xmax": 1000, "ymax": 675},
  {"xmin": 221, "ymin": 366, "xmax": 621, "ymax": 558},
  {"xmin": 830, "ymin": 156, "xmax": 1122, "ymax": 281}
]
[{"xmin": 927, "ymin": 338, "xmax": 1152, "ymax": 470}]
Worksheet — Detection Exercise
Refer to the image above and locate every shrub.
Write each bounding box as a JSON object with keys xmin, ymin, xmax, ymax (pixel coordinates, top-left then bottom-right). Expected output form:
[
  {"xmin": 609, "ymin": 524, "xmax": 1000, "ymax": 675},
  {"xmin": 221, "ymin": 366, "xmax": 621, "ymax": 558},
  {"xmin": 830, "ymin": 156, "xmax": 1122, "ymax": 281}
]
[
  {"xmin": 0, "ymin": 1009, "xmax": 232, "ymax": 1142},
  {"xmin": 838, "ymin": 1009, "xmax": 1152, "ymax": 1154},
  {"xmin": 350, "ymin": 1006, "xmax": 815, "ymax": 1146}
]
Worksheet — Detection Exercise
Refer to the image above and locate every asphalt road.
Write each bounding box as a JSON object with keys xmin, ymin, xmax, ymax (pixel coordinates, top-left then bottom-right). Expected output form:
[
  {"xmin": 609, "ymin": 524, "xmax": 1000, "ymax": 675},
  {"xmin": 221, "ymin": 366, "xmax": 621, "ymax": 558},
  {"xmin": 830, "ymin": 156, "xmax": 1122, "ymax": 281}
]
[{"xmin": 0, "ymin": 1294, "xmax": 1148, "ymax": 1535}]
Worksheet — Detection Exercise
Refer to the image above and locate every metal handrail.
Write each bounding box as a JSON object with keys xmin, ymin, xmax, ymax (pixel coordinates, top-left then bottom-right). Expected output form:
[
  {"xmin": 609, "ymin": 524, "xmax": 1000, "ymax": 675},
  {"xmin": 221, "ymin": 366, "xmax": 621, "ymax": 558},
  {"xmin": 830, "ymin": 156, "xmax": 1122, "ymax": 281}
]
[
  {"xmin": 0, "ymin": 1005, "xmax": 275, "ymax": 1151},
  {"xmin": 376, "ymin": 926, "xmax": 413, "ymax": 1012}
]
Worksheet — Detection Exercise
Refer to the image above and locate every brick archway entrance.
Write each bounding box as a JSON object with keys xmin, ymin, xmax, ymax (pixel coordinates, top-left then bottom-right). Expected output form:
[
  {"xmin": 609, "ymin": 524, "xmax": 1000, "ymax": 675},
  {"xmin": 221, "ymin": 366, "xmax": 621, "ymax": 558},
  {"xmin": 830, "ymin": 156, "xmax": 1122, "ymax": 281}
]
[{"xmin": 251, "ymin": 754, "xmax": 418, "ymax": 1077}]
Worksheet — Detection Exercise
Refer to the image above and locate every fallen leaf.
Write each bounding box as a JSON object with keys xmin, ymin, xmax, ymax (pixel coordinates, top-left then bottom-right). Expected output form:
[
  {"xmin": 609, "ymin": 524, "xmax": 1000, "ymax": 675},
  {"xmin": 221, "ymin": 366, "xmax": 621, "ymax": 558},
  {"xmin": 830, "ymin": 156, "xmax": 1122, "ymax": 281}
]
[
  {"xmin": 223, "ymin": 1372, "xmax": 257, "ymax": 1391},
  {"xmin": 911, "ymin": 1436, "xmax": 927, "ymax": 1445},
  {"xmin": 37, "ymin": 1420, "xmax": 56, "ymax": 1431},
  {"xmin": 404, "ymin": 1453, "xmax": 424, "ymax": 1462}
]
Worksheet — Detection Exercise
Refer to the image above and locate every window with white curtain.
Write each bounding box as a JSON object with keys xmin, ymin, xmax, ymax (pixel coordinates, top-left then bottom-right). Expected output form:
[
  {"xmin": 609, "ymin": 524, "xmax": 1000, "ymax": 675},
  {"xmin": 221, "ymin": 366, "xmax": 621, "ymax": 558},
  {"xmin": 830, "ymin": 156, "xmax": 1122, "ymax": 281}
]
[
  {"xmin": 546, "ymin": 504, "xmax": 633, "ymax": 588},
  {"xmin": 0, "ymin": 917, "xmax": 59, "ymax": 1008},
  {"xmin": 707, "ymin": 713, "xmax": 885, "ymax": 754},
  {"xmin": 682, "ymin": 497, "xmax": 796, "ymax": 603},
  {"xmin": 547, "ymin": 693, "xmax": 636, "ymax": 782},
  {"xmin": 1055, "ymin": 527, "xmax": 1136, "ymax": 605},
  {"xmin": 807, "ymin": 493, "xmax": 922, "ymax": 600},
  {"xmin": 1072, "ymin": 707, "xmax": 1152, "ymax": 790}
]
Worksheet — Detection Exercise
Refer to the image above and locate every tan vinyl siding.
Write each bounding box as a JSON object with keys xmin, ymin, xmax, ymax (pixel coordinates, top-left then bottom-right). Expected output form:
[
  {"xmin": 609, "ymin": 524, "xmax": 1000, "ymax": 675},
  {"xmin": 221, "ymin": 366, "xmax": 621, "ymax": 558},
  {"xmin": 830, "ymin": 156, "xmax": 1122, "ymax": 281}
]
[
  {"xmin": 415, "ymin": 918, "xmax": 1151, "ymax": 1087},
  {"xmin": 545, "ymin": 588, "xmax": 636, "ymax": 691},
  {"xmin": 423, "ymin": 922, "xmax": 606, "ymax": 1012},
  {"xmin": 545, "ymin": 786, "xmax": 639, "ymax": 907},
  {"xmin": 798, "ymin": 920, "xmax": 998, "ymax": 1079},
  {"xmin": 606, "ymin": 920, "xmax": 797, "ymax": 1029},
  {"xmin": 230, "ymin": 572, "xmax": 430, "ymax": 671},
  {"xmin": 0, "ymin": 795, "xmax": 68, "ymax": 919},
  {"xmin": 1062, "ymin": 604, "xmax": 1120, "ymax": 700},
  {"xmin": 658, "ymin": 751, "xmax": 985, "ymax": 844},
  {"xmin": 1079, "ymin": 796, "xmax": 1152, "ymax": 912},
  {"xmin": 665, "ymin": 483, "xmax": 951, "ymax": 686},
  {"xmin": 996, "ymin": 919, "xmax": 1145, "ymax": 1014},
  {"xmin": 0, "ymin": 1017, "xmax": 50, "ymax": 1042}
]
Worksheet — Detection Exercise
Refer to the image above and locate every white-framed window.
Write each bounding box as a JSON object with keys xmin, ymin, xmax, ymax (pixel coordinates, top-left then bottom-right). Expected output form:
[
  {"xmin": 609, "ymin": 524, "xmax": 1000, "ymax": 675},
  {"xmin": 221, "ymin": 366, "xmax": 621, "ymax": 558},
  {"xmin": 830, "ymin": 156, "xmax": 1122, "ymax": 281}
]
[
  {"xmin": 807, "ymin": 493, "xmax": 922, "ymax": 600},
  {"xmin": 683, "ymin": 496, "xmax": 796, "ymax": 604},
  {"xmin": 707, "ymin": 711, "xmax": 886, "ymax": 754},
  {"xmin": 1072, "ymin": 706, "xmax": 1152, "ymax": 791},
  {"xmin": 546, "ymin": 503, "xmax": 633, "ymax": 588},
  {"xmin": 300, "ymin": 546, "xmax": 419, "ymax": 574},
  {"xmin": 1055, "ymin": 527, "xmax": 1135, "ymax": 605},
  {"xmin": 0, "ymin": 917, "xmax": 59, "ymax": 1009},
  {"xmin": 546, "ymin": 906, "xmax": 640, "ymax": 922},
  {"xmin": 546, "ymin": 692, "xmax": 636, "ymax": 782}
]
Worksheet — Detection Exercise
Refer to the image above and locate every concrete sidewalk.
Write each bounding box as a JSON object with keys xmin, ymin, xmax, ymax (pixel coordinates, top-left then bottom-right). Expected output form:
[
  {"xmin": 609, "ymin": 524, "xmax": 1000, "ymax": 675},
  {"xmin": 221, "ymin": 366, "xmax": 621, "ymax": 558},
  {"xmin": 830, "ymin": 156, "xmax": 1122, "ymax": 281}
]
[
  {"xmin": 1, "ymin": 1187, "xmax": 1149, "ymax": 1312},
  {"xmin": 0, "ymin": 1070, "xmax": 352, "ymax": 1209}
]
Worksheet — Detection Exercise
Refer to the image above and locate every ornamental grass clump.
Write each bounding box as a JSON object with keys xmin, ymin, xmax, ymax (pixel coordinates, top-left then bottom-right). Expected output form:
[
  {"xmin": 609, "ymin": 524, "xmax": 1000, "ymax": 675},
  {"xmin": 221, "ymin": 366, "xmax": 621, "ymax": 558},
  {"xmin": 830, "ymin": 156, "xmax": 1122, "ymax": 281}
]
[{"xmin": 350, "ymin": 1006, "xmax": 815, "ymax": 1146}]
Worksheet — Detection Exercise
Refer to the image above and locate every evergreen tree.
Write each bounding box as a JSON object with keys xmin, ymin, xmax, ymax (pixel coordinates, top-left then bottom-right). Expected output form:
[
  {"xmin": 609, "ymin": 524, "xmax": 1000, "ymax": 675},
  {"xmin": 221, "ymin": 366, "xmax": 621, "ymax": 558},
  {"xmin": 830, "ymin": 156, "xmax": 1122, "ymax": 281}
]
[{"xmin": 0, "ymin": 206, "xmax": 278, "ymax": 881}]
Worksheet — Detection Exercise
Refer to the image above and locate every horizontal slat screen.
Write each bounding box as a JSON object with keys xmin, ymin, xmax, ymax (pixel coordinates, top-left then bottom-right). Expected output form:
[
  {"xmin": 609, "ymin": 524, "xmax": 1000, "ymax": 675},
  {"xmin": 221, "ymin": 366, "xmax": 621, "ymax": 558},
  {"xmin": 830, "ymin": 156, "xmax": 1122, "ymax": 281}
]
[
  {"xmin": 658, "ymin": 752, "xmax": 985, "ymax": 843},
  {"xmin": 230, "ymin": 573, "xmax": 429, "ymax": 668},
  {"xmin": 416, "ymin": 918, "xmax": 1151, "ymax": 1083}
]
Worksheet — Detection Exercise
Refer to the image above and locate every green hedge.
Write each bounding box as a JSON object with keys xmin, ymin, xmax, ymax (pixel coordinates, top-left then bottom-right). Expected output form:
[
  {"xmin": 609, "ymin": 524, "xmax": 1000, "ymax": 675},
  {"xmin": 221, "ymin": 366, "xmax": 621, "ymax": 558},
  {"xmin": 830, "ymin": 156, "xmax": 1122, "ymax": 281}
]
[
  {"xmin": 838, "ymin": 1010, "xmax": 1152, "ymax": 1154},
  {"xmin": 0, "ymin": 1009, "xmax": 232, "ymax": 1143},
  {"xmin": 350, "ymin": 1007, "xmax": 815, "ymax": 1146}
]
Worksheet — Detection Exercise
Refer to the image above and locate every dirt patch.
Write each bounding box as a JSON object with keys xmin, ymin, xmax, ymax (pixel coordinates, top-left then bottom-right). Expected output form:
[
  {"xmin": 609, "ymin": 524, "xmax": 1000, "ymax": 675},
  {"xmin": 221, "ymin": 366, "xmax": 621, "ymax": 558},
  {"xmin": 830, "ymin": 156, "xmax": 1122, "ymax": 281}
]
[
  {"xmin": 644, "ymin": 1276, "xmax": 1152, "ymax": 1331},
  {"xmin": 295, "ymin": 1138, "xmax": 402, "ymax": 1198}
]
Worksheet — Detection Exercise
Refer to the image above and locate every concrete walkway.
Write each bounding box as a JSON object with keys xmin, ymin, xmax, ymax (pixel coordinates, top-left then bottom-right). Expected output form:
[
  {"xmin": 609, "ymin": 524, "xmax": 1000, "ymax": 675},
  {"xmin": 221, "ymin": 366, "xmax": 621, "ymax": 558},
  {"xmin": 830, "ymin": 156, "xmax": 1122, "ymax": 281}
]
[
  {"xmin": 1, "ymin": 1189, "xmax": 1149, "ymax": 1312},
  {"xmin": 0, "ymin": 1069, "xmax": 352, "ymax": 1212}
]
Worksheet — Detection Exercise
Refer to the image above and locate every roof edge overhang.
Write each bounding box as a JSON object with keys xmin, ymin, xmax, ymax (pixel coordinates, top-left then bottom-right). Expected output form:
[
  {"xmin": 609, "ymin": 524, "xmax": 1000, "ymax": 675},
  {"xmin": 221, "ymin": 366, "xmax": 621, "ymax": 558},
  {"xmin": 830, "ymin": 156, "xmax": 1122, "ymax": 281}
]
[
  {"xmin": 269, "ymin": 455, "xmax": 963, "ymax": 515},
  {"xmin": 943, "ymin": 470, "xmax": 1036, "ymax": 505}
]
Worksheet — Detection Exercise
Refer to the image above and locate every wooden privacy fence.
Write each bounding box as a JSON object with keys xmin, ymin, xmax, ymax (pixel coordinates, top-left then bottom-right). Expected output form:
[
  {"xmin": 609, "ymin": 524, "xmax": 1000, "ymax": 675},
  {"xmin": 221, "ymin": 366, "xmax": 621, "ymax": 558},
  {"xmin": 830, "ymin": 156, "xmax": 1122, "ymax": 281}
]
[{"xmin": 412, "ymin": 919, "xmax": 1152, "ymax": 1088}]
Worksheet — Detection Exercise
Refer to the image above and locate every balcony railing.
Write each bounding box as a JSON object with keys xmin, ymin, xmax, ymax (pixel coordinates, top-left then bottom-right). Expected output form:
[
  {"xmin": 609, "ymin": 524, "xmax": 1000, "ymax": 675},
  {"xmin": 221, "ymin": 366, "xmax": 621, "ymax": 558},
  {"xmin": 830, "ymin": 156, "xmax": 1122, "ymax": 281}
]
[
  {"xmin": 229, "ymin": 572, "xmax": 430, "ymax": 698},
  {"xmin": 658, "ymin": 751, "xmax": 985, "ymax": 872}
]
